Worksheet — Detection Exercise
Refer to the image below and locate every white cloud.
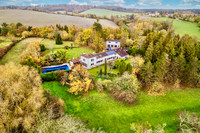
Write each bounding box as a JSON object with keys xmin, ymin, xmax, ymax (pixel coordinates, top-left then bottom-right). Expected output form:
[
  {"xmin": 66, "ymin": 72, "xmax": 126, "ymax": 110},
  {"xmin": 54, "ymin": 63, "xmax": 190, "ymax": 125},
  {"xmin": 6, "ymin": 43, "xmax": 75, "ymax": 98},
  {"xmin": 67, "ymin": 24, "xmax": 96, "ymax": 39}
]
[
  {"xmin": 137, "ymin": 0, "xmax": 162, "ymax": 6},
  {"xmin": 30, "ymin": 3, "xmax": 38, "ymax": 6},
  {"xmin": 69, "ymin": 0, "xmax": 88, "ymax": 5}
]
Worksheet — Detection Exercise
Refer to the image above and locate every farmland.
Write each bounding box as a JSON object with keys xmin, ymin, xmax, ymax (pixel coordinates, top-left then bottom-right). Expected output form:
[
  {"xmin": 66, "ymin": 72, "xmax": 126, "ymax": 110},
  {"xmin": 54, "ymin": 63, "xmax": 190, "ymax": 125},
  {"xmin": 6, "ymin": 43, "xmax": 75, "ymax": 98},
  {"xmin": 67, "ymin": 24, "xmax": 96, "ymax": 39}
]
[
  {"xmin": 0, "ymin": 10, "xmax": 118, "ymax": 28},
  {"xmin": 80, "ymin": 8, "xmax": 135, "ymax": 18},
  {"xmin": 150, "ymin": 17, "xmax": 200, "ymax": 38}
]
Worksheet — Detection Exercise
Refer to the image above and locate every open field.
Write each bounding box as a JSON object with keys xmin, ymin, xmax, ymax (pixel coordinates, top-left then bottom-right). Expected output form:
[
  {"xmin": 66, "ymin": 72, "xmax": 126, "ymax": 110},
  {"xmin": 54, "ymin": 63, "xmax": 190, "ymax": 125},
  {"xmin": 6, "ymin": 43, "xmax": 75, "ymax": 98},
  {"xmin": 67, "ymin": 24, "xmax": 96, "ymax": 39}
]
[
  {"xmin": 0, "ymin": 38, "xmax": 43, "ymax": 65},
  {"xmin": 80, "ymin": 8, "xmax": 135, "ymax": 18},
  {"xmin": 0, "ymin": 36, "xmax": 20, "ymax": 48},
  {"xmin": 41, "ymin": 39, "xmax": 94, "ymax": 60},
  {"xmin": 43, "ymin": 81, "xmax": 200, "ymax": 133},
  {"xmin": 150, "ymin": 17, "xmax": 200, "ymax": 38},
  {"xmin": 0, "ymin": 10, "xmax": 118, "ymax": 28}
]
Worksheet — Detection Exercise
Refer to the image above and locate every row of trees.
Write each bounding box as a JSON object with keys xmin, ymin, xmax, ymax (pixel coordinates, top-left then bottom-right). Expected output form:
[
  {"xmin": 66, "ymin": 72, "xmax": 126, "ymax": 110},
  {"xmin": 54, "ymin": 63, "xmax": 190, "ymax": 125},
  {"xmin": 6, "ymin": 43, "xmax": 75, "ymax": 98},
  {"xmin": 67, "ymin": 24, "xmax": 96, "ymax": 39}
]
[{"xmin": 128, "ymin": 31, "xmax": 200, "ymax": 88}]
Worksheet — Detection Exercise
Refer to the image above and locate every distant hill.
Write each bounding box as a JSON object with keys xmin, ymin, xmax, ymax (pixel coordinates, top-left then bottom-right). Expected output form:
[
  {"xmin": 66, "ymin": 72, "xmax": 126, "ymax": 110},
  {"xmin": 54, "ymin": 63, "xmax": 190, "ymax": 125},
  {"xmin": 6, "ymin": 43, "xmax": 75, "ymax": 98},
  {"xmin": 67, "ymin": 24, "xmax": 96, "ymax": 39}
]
[
  {"xmin": 0, "ymin": 9, "xmax": 118, "ymax": 28},
  {"xmin": 80, "ymin": 8, "xmax": 135, "ymax": 18}
]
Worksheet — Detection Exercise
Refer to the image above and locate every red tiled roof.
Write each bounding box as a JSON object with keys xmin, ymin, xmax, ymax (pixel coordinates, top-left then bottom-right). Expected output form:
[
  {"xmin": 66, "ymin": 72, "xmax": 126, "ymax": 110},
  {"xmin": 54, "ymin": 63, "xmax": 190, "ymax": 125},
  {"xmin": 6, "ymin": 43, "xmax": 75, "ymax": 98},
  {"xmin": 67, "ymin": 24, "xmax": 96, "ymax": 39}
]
[{"xmin": 71, "ymin": 58, "xmax": 81, "ymax": 64}]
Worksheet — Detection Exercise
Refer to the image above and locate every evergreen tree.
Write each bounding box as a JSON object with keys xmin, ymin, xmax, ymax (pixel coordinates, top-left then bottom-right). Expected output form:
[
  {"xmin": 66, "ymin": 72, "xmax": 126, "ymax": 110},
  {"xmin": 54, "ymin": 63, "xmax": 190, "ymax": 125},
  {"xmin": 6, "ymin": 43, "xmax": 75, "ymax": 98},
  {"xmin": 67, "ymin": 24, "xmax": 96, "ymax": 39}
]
[
  {"xmin": 104, "ymin": 59, "xmax": 107, "ymax": 75},
  {"xmin": 155, "ymin": 52, "xmax": 169, "ymax": 82},
  {"xmin": 55, "ymin": 33, "xmax": 63, "ymax": 45},
  {"xmin": 126, "ymin": 63, "xmax": 133, "ymax": 74},
  {"xmin": 64, "ymin": 25, "xmax": 69, "ymax": 33},
  {"xmin": 145, "ymin": 42, "xmax": 154, "ymax": 62},
  {"xmin": 140, "ymin": 61, "xmax": 155, "ymax": 88},
  {"xmin": 119, "ymin": 60, "xmax": 126, "ymax": 75}
]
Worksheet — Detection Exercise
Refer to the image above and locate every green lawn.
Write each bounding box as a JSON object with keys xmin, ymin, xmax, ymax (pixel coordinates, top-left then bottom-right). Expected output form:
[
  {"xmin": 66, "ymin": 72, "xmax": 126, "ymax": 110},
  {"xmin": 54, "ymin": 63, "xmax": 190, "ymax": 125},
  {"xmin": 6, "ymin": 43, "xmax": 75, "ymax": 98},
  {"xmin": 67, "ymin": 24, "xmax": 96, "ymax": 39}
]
[
  {"xmin": 80, "ymin": 8, "xmax": 135, "ymax": 18},
  {"xmin": 150, "ymin": 17, "xmax": 200, "ymax": 39},
  {"xmin": 43, "ymin": 81, "xmax": 200, "ymax": 133},
  {"xmin": 41, "ymin": 39, "xmax": 94, "ymax": 60},
  {"xmin": 0, "ymin": 38, "xmax": 43, "ymax": 65},
  {"xmin": 0, "ymin": 36, "xmax": 19, "ymax": 48}
]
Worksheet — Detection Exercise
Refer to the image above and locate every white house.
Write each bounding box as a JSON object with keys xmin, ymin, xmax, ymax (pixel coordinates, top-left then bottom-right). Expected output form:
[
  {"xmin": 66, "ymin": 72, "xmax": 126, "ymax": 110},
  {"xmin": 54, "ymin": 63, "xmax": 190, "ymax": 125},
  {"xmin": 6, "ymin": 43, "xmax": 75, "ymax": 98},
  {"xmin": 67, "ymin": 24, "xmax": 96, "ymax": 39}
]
[
  {"xmin": 80, "ymin": 48, "xmax": 129, "ymax": 69},
  {"xmin": 106, "ymin": 39, "xmax": 120, "ymax": 49}
]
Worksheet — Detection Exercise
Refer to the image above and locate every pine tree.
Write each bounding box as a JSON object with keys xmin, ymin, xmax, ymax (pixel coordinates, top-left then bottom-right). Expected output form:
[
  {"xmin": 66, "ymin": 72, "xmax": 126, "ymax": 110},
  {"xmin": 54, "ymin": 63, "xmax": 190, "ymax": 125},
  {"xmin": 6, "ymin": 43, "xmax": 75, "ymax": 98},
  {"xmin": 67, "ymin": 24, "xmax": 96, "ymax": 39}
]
[
  {"xmin": 140, "ymin": 61, "xmax": 155, "ymax": 88},
  {"xmin": 126, "ymin": 63, "xmax": 133, "ymax": 74},
  {"xmin": 55, "ymin": 33, "xmax": 63, "ymax": 45},
  {"xmin": 104, "ymin": 59, "xmax": 107, "ymax": 75}
]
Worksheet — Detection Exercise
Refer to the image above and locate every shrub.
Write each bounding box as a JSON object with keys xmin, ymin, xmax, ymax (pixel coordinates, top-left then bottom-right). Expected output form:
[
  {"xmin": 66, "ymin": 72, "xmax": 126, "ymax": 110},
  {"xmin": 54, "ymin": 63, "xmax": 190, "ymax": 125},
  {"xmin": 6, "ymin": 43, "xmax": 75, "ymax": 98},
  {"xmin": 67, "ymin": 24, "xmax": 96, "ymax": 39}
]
[
  {"xmin": 40, "ymin": 44, "xmax": 46, "ymax": 51},
  {"xmin": 32, "ymin": 114, "xmax": 104, "ymax": 133},
  {"xmin": 40, "ymin": 71, "xmax": 58, "ymax": 81},
  {"xmin": 130, "ymin": 122, "xmax": 166, "ymax": 133},
  {"xmin": 68, "ymin": 65, "xmax": 94, "ymax": 95},
  {"xmin": 148, "ymin": 82, "xmax": 165, "ymax": 96},
  {"xmin": 178, "ymin": 111, "xmax": 200, "ymax": 132},
  {"xmin": 111, "ymin": 89, "xmax": 138, "ymax": 104}
]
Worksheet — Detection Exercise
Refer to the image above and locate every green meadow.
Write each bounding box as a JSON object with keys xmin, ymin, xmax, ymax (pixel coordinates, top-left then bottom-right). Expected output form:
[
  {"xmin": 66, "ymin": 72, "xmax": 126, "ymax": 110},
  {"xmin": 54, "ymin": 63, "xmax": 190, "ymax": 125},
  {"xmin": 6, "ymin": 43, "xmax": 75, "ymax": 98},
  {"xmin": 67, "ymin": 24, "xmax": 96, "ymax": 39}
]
[
  {"xmin": 43, "ymin": 81, "xmax": 200, "ymax": 133},
  {"xmin": 150, "ymin": 17, "xmax": 200, "ymax": 39}
]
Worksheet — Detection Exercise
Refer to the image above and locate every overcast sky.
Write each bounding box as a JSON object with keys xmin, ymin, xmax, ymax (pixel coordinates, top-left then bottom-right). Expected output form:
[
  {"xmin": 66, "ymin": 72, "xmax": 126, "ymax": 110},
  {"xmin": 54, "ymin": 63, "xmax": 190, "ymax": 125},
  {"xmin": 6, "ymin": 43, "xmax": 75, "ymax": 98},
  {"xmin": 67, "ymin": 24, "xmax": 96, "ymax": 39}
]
[{"xmin": 0, "ymin": 0, "xmax": 200, "ymax": 9}]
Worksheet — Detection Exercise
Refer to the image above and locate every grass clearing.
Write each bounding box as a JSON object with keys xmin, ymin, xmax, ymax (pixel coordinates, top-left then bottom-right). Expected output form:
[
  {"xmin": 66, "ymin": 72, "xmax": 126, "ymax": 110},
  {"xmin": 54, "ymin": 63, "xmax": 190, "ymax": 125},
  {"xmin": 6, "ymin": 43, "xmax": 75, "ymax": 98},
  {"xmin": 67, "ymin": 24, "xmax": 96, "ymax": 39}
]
[
  {"xmin": 0, "ymin": 36, "xmax": 20, "ymax": 48},
  {"xmin": 0, "ymin": 38, "xmax": 43, "ymax": 65},
  {"xmin": 43, "ymin": 81, "xmax": 200, "ymax": 133},
  {"xmin": 150, "ymin": 17, "xmax": 200, "ymax": 39},
  {"xmin": 41, "ymin": 39, "xmax": 95, "ymax": 60},
  {"xmin": 80, "ymin": 8, "xmax": 135, "ymax": 18}
]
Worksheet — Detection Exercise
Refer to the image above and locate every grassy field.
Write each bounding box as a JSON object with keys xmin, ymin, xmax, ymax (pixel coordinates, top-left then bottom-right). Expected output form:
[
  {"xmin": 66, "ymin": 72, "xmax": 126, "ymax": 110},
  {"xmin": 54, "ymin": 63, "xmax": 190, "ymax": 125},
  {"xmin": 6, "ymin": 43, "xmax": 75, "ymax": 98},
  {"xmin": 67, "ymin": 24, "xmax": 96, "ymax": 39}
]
[
  {"xmin": 0, "ymin": 36, "xmax": 20, "ymax": 48},
  {"xmin": 41, "ymin": 39, "xmax": 94, "ymax": 60},
  {"xmin": 150, "ymin": 17, "xmax": 200, "ymax": 38},
  {"xmin": 0, "ymin": 10, "xmax": 118, "ymax": 28},
  {"xmin": 0, "ymin": 38, "xmax": 43, "ymax": 65},
  {"xmin": 43, "ymin": 81, "xmax": 200, "ymax": 133},
  {"xmin": 80, "ymin": 8, "xmax": 135, "ymax": 18}
]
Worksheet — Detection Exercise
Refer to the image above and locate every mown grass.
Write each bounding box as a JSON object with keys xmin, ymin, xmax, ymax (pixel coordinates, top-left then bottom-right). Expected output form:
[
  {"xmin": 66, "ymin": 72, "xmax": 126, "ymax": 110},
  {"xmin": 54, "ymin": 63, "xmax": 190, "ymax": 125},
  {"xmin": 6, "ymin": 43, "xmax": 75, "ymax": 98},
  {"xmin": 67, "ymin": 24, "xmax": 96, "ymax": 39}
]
[
  {"xmin": 43, "ymin": 81, "xmax": 200, "ymax": 133},
  {"xmin": 41, "ymin": 39, "xmax": 94, "ymax": 60},
  {"xmin": 80, "ymin": 8, "xmax": 135, "ymax": 18},
  {"xmin": 0, "ymin": 38, "xmax": 43, "ymax": 65},
  {"xmin": 150, "ymin": 17, "xmax": 200, "ymax": 39},
  {"xmin": 0, "ymin": 36, "xmax": 20, "ymax": 48}
]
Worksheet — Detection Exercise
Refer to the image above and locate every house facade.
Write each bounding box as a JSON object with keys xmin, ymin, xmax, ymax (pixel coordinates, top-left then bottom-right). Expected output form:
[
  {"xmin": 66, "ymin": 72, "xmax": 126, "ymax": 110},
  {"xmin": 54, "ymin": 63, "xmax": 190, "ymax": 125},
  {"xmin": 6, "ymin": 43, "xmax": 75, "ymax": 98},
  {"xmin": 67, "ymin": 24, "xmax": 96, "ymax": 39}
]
[
  {"xmin": 80, "ymin": 48, "xmax": 129, "ymax": 69},
  {"xmin": 106, "ymin": 39, "xmax": 120, "ymax": 49}
]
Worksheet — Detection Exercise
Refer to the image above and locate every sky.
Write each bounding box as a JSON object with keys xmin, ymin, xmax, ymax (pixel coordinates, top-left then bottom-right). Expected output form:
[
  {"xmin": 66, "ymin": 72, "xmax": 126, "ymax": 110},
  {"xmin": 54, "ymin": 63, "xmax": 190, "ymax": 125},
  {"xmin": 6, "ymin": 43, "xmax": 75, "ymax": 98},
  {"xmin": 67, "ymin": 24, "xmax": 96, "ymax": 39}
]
[{"xmin": 0, "ymin": 0, "xmax": 200, "ymax": 9}]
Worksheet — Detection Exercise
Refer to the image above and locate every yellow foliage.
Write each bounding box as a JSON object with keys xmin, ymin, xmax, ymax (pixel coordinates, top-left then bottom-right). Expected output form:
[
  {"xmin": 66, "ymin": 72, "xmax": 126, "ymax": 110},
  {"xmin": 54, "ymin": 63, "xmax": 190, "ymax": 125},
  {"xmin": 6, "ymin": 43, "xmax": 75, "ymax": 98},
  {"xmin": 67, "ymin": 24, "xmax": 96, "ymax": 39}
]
[{"xmin": 68, "ymin": 65, "xmax": 94, "ymax": 95}]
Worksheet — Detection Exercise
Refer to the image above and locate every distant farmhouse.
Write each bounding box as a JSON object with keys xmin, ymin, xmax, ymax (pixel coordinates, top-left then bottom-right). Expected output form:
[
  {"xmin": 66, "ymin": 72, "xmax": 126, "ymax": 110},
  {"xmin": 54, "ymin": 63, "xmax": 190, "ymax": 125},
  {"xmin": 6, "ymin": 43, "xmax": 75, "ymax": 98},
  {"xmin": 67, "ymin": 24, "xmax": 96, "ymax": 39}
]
[
  {"xmin": 80, "ymin": 48, "xmax": 129, "ymax": 69},
  {"xmin": 106, "ymin": 39, "xmax": 120, "ymax": 49}
]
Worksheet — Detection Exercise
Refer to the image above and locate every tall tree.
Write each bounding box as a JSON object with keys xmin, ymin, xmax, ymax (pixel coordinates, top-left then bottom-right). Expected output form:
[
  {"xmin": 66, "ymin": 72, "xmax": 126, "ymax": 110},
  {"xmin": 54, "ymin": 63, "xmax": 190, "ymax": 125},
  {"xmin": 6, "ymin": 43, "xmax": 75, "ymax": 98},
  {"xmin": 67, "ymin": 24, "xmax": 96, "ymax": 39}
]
[{"xmin": 55, "ymin": 33, "xmax": 63, "ymax": 45}]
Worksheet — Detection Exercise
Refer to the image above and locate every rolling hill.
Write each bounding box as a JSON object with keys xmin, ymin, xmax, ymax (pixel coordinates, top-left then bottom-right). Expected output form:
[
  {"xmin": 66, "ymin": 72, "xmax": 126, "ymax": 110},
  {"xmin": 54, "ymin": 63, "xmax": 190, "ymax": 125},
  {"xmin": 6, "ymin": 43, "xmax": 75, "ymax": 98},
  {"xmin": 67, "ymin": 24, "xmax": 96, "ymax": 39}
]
[
  {"xmin": 80, "ymin": 8, "xmax": 135, "ymax": 18},
  {"xmin": 0, "ymin": 9, "xmax": 118, "ymax": 28}
]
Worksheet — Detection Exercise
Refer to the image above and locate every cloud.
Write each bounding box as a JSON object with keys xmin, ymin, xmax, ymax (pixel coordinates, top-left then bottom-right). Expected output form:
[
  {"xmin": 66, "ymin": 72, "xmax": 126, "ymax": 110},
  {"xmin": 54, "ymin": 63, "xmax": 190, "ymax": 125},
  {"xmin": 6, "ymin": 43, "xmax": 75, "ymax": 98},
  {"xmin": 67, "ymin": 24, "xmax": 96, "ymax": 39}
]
[
  {"xmin": 137, "ymin": 0, "xmax": 162, "ymax": 6},
  {"xmin": 30, "ymin": 3, "xmax": 38, "ymax": 6},
  {"xmin": 68, "ymin": 0, "xmax": 88, "ymax": 5}
]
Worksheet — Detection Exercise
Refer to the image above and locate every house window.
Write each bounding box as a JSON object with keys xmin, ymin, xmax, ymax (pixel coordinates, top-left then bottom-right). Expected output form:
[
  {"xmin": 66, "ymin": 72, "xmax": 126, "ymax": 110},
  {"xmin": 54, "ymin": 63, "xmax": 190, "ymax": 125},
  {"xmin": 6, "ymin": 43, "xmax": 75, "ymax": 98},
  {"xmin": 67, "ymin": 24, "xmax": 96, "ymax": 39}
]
[
  {"xmin": 109, "ymin": 41, "xmax": 111, "ymax": 43},
  {"xmin": 91, "ymin": 63, "xmax": 94, "ymax": 66},
  {"xmin": 108, "ymin": 45, "xmax": 110, "ymax": 47},
  {"xmin": 91, "ymin": 59, "xmax": 94, "ymax": 61},
  {"xmin": 83, "ymin": 59, "xmax": 85, "ymax": 61},
  {"xmin": 111, "ymin": 45, "xmax": 113, "ymax": 47},
  {"xmin": 115, "ymin": 45, "xmax": 117, "ymax": 47}
]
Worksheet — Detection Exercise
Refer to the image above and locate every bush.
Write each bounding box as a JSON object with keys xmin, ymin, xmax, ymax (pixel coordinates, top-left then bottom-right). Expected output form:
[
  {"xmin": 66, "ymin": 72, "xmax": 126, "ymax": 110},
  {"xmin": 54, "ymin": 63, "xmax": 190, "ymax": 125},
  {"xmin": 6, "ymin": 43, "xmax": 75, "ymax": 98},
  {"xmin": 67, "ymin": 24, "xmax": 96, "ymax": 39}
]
[
  {"xmin": 40, "ymin": 44, "xmax": 46, "ymax": 51},
  {"xmin": 148, "ymin": 82, "xmax": 165, "ymax": 96},
  {"xmin": 111, "ymin": 89, "xmax": 138, "ymax": 104},
  {"xmin": 178, "ymin": 111, "xmax": 200, "ymax": 132},
  {"xmin": 40, "ymin": 71, "xmax": 58, "ymax": 81}
]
